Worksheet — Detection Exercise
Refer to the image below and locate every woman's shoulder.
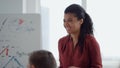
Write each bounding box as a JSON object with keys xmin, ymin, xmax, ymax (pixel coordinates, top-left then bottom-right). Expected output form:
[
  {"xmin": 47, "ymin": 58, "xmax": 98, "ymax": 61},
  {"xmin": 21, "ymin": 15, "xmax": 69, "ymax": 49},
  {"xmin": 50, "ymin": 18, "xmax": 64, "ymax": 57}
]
[
  {"xmin": 85, "ymin": 34, "xmax": 100, "ymax": 48},
  {"xmin": 58, "ymin": 35, "xmax": 69, "ymax": 43},
  {"xmin": 85, "ymin": 34, "xmax": 99, "ymax": 45},
  {"xmin": 58, "ymin": 35, "xmax": 69, "ymax": 49}
]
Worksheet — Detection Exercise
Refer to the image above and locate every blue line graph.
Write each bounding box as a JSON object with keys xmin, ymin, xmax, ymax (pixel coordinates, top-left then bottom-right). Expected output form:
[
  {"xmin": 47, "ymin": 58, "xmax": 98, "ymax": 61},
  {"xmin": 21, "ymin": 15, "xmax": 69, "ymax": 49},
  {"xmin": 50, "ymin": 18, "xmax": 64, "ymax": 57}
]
[
  {"xmin": 0, "ymin": 45, "xmax": 28, "ymax": 68},
  {"xmin": 3, "ymin": 56, "xmax": 24, "ymax": 68}
]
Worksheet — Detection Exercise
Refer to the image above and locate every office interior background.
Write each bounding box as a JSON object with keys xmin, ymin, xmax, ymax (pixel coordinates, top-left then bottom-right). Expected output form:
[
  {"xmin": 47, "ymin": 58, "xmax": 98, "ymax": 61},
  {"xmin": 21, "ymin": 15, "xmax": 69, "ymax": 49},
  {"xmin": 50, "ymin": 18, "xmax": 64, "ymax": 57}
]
[{"xmin": 0, "ymin": 0, "xmax": 120, "ymax": 68}]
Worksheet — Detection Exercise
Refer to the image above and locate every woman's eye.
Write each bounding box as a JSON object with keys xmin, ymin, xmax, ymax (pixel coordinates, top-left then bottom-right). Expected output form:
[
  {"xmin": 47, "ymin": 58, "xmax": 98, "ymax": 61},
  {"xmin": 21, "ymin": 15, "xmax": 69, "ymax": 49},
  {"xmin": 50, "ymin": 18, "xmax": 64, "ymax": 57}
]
[
  {"xmin": 63, "ymin": 19, "xmax": 73, "ymax": 23},
  {"xmin": 68, "ymin": 19, "xmax": 72, "ymax": 22}
]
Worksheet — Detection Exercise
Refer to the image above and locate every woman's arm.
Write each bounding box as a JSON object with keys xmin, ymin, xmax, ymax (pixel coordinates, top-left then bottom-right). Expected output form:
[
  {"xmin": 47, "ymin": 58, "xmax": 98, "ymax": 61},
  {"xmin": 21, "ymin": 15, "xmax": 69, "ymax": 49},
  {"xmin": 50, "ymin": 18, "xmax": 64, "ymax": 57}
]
[
  {"xmin": 58, "ymin": 39, "xmax": 63, "ymax": 68},
  {"xmin": 88, "ymin": 36, "xmax": 102, "ymax": 68}
]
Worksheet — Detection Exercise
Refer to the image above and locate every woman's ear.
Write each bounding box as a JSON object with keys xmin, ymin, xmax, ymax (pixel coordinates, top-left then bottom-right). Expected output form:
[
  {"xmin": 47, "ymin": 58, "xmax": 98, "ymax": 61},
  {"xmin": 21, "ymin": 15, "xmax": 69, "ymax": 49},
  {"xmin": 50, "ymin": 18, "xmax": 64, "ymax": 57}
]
[{"xmin": 79, "ymin": 19, "xmax": 83, "ymax": 25}]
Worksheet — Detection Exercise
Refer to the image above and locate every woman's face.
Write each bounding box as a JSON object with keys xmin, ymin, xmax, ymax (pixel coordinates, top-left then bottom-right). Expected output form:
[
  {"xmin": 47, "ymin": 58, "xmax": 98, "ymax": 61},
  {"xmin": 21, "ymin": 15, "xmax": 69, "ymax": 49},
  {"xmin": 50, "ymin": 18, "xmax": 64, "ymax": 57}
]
[{"xmin": 64, "ymin": 13, "xmax": 83, "ymax": 34}]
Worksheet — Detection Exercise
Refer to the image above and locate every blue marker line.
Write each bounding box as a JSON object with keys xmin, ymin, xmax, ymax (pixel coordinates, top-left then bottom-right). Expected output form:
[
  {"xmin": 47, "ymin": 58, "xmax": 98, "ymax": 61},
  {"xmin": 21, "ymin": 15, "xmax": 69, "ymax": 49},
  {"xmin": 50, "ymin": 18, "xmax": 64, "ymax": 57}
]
[
  {"xmin": 3, "ymin": 56, "xmax": 14, "ymax": 68},
  {"xmin": 14, "ymin": 56, "xmax": 24, "ymax": 68},
  {"xmin": 3, "ymin": 56, "xmax": 24, "ymax": 68},
  {"xmin": 0, "ymin": 18, "xmax": 7, "ymax": 32}
]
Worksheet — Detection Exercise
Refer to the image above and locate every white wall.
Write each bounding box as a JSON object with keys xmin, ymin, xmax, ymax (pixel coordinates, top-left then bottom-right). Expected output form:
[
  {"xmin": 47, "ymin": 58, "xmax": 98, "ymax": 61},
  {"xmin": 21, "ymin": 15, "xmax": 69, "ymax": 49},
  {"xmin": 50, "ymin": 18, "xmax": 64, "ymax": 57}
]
[
  {"xmin": 40, "ymin": 7, "xmax": 50, "ymax": 50},
  {"xmin": 0, "ymin": 0, "xmax": 22, "ymax": 13},
  {"xmin": 25, "ymin": 0, "xmax": 40, "ymax": 13},
  {"xmin": 0, "ymin": 0, "xmax": 40, "ymax": 13}
]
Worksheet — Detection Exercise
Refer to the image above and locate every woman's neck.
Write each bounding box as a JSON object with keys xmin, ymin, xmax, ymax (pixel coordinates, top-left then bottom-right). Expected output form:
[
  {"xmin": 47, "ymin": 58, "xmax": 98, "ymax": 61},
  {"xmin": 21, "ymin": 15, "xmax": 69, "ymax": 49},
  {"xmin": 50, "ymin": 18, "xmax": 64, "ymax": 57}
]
[{"xmin": 71, "ymin": 32, "xmax": 80, "ymax": 47}]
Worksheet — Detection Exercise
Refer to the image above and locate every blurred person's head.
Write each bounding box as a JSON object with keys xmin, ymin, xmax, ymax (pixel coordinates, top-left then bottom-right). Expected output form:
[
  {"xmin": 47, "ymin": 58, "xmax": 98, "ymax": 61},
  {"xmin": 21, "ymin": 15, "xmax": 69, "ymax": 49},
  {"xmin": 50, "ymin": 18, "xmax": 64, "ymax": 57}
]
[{"xmin": 28, "ymin": 50, "xmax": 57, "ymax": 68}]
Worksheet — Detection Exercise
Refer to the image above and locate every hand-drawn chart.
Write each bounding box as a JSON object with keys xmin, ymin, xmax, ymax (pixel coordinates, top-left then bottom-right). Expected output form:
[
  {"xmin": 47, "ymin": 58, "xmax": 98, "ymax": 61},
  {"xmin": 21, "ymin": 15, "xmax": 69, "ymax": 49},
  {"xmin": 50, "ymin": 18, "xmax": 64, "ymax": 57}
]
[
  {"xmin": 0, "ymin": 14, "xmax": 41, "ymax": 68},
  {"xmin": 0, "ymin": 16, "xmax": 35, "ymax": 33},
  {"xmin": 0, "ymin": 45, "xmax": 26, "ymax": 68}
]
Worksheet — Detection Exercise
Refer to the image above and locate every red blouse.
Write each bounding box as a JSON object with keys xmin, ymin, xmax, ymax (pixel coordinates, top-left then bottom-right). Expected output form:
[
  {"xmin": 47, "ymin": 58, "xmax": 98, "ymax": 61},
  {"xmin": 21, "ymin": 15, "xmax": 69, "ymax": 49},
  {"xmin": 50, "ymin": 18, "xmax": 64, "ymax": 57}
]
[{"xmin": 58, "ymin": 35, "xmax": 102, "ymax": 68}]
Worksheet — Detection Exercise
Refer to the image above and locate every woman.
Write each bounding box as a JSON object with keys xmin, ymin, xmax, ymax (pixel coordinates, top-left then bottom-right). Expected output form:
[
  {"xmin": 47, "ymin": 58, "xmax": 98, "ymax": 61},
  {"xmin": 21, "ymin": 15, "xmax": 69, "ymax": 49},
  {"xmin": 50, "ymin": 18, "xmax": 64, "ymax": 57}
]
[
  {"xmin": 28, "ymin": 50, "xmax": 57, "ymax": 68},
  {"xmin": 58, "ymin": 4, "xmax": 102, "ymax": 68}
]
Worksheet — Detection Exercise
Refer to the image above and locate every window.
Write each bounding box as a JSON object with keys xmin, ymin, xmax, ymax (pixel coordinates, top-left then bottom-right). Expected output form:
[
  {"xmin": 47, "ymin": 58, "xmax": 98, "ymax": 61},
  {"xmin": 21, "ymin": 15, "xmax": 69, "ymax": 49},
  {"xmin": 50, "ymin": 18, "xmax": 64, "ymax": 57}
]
[{"xmin": 87, "ymin": 0, "xmax": 120, "ymax": 59}]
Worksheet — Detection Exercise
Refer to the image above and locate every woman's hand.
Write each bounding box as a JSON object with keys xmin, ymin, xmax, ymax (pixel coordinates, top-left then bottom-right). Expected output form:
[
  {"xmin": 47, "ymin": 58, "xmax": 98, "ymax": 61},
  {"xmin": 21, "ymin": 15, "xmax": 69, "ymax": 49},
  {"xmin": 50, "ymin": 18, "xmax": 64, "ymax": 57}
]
[{"xmin": 68, "ymin": 66, "xmax": 80, "ymax": 68}]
